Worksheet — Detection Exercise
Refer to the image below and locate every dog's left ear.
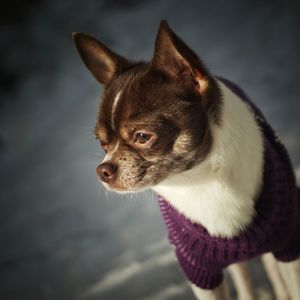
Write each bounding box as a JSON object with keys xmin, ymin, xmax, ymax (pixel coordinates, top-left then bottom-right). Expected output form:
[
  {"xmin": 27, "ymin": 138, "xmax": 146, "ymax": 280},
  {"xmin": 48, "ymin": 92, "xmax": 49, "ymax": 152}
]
[
  {"xmin": 152, "ymin": 20, "xmax": 209, "ymax": 94},
  {"xmin": 72, "ymin": 32, "xmax": 130, "ymax": 85}
]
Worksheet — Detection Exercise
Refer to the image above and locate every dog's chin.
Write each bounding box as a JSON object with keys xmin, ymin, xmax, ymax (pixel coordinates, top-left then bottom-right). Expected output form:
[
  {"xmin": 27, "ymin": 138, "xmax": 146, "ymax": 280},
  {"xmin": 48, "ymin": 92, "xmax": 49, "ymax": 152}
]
[{"xmin": 100, "ymin": 181, "xmax": 150, "ymax": 194}]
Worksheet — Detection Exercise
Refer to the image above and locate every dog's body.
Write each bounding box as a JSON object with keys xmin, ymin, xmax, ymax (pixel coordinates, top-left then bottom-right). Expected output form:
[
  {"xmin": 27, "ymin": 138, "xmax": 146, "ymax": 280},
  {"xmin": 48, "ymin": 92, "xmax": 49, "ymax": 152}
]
[{"xmin": 73, "ymin": 20, "xmax": 300, "ymax": 299}]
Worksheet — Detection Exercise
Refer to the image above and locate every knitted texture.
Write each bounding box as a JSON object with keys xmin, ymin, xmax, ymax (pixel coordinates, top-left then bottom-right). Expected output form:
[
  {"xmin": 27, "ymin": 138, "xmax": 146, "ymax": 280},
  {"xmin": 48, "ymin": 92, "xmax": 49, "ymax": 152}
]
[{"xmin": 158, "ymin": 78, "xmax": 300, "ymax": 289}]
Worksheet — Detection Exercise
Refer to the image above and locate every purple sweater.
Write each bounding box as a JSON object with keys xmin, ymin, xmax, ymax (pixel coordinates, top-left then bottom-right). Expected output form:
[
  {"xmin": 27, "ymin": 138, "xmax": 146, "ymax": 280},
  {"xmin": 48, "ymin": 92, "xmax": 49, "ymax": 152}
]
[{"xmin": 158, "ymin": 78, "xmax": 300, "ymax": 289}]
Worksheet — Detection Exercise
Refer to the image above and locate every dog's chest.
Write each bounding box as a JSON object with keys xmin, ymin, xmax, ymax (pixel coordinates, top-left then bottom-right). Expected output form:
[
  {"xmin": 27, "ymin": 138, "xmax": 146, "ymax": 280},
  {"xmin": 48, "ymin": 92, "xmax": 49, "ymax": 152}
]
[{"xmin": 153, "ymin": 175, "xmax": 256, "ymax": 238}]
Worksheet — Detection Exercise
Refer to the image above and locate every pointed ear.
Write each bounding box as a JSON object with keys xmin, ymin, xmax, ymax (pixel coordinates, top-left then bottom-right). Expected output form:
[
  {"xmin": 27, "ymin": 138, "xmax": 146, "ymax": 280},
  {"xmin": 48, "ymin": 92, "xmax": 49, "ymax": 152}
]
[
  {"xmin": 152, "ymin": 20, "xmax": 209, "ymax": 93},
  {"xmin": 72, "ymin": 32, "xmax": 130, "ymax": 85}
]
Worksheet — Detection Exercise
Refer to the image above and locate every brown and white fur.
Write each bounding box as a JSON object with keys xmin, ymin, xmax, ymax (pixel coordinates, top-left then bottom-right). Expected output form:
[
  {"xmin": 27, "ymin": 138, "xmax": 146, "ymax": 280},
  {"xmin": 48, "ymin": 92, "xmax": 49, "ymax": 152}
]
[{"xmin": 73, "ymin": 20, "xmax": 300, "ymax": 300}]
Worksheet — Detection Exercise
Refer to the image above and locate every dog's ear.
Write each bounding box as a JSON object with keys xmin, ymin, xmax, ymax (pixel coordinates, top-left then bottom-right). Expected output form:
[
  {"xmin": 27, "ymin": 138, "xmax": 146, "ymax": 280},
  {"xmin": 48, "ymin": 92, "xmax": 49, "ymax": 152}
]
[
  {"xmin": 152, "ymin": 20, "xmax": 209, "ymax": 93},
  {"xmin": 72, "ymin": 33, "xmax": 130, "ymax": 85}
]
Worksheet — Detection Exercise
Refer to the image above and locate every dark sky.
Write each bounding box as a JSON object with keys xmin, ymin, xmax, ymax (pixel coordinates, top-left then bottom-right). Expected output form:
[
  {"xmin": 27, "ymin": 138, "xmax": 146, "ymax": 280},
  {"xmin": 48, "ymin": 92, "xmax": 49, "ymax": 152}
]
[{"xmin": 0, "ymin": 0, "xmax": 300, "ymax": 299}]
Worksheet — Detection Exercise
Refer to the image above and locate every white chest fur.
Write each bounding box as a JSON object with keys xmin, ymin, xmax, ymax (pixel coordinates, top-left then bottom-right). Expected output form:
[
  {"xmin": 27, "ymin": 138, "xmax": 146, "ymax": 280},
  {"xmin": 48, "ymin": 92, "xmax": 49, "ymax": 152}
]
[{"xmin": 153, "ymin": 81, "xmax": 264, "ymax": 238}]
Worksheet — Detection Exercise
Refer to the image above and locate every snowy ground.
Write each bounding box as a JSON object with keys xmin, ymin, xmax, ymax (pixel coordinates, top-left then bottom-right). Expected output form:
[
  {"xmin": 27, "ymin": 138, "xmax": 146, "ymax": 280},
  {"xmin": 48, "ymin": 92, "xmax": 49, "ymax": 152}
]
[{"xmin": 0, "ymin": 0, "xmax": 300, "ymax": 299}]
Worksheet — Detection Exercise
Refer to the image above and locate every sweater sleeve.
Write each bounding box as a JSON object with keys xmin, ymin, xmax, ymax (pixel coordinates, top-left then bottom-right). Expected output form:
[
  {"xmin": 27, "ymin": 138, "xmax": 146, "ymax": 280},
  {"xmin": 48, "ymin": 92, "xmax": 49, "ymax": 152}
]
[{"xmin": 176, "ymin": 251, "xmax": 224, "ymax": 290}]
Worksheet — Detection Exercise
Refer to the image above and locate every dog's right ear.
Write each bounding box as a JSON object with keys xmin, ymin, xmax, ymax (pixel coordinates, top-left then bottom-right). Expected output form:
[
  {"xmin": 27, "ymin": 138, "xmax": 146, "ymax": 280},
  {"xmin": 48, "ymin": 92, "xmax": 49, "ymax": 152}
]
[
  {"xmin": 72, "ymin": 33, "xmax": 130, "ymax": 85},
  {"xmin": 152, "ymin": 20, "xmax": 210, "ymax": 94}
]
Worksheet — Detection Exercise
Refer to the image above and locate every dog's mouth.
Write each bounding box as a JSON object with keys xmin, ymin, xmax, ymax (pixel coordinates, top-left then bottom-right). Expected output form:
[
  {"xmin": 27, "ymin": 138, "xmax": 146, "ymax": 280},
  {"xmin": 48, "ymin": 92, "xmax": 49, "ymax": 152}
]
[{"xmin": 99, "ymin": 179, "xmax": 151, "ymax": 194}]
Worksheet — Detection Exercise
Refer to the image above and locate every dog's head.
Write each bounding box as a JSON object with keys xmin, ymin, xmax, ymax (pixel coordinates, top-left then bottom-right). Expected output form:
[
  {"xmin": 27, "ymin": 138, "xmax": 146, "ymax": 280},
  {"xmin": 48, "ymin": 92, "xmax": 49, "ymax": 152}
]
[{"xmin": 73, "ymin": 20, "xmax": 222, "ymax": 192}]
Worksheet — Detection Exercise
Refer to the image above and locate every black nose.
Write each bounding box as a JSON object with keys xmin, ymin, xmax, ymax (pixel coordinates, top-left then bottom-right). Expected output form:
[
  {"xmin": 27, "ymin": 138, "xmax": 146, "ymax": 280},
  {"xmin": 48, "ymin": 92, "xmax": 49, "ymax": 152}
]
[{"xmin": 96, "ymin": 162, "xmax": 118, "ymax": 183}]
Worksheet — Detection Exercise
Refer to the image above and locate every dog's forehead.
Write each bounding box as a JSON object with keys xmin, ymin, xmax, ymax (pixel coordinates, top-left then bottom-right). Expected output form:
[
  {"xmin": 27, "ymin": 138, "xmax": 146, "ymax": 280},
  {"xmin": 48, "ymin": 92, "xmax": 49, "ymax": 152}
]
[
  {"xmin": 99, "ymin": 70, "xmax": 164, "ymax": 122},
  {"xmin": 95, "ymin": 65, "xmax": 144, "ymax": 136}
]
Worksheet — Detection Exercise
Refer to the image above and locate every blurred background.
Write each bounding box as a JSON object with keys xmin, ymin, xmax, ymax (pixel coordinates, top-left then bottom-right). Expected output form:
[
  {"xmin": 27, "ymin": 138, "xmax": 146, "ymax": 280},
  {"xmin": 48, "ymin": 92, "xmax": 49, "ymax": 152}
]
[{"xmin": 1, "ymin": 0, "xmax": 300, "ymax": 299}]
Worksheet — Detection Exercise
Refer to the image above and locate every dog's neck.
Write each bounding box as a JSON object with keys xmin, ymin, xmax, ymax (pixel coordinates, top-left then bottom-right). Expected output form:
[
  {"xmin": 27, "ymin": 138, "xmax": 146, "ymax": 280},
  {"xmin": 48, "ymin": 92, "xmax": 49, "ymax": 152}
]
[{"xmin": 153, "ymin": 80, "xmax": 264, "ymax": 238}]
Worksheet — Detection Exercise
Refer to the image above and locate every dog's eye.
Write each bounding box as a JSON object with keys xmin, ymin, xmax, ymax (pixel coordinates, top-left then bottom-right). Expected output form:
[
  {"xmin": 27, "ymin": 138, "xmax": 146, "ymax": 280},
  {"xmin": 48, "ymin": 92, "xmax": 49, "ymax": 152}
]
[
  {"xmin": 99, "ymin": 141, "xmax": 108, "ymax": 152},
  {"xmin": 135, "ymin": 132, "xmax": 152, "ymax": 144}
]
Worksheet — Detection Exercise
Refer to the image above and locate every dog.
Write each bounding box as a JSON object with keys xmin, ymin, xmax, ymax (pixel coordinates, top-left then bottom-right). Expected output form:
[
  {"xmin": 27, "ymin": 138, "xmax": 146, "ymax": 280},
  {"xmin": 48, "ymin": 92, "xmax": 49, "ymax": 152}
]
[{"xmin": 73, "ymin": 20, "xmax": 300, "ymax": 300}]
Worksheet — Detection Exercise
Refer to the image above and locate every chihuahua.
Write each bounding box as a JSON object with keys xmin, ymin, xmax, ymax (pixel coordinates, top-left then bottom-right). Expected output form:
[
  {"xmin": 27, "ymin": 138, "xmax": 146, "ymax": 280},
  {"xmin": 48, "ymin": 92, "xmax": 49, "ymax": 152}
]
[{"xmin": 73, "ymin": 20, "xmax": 300, "ymax": 300}]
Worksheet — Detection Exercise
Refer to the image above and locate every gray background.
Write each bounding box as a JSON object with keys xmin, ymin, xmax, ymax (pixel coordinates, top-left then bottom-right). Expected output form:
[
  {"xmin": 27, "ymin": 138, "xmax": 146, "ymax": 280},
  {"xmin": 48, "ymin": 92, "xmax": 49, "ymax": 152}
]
[{"xmin": 0, "ymin": 0, "xmax": 300, "ymax": 299}]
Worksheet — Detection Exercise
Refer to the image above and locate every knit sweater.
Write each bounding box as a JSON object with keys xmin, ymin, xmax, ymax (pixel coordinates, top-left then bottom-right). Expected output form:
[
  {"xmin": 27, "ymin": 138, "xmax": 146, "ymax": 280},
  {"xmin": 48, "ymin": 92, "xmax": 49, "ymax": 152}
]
[{"xmin": 158, "ymin": 78, "xmax": 300, "ymax": 289}]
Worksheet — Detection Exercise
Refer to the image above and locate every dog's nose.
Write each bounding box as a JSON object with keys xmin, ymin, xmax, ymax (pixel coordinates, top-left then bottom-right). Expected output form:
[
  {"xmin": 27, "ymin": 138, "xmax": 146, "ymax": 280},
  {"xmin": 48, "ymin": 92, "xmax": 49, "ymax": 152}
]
[{"xmin": 96, "ymin": 162, "xmax": 118, "ymax": 183}]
